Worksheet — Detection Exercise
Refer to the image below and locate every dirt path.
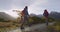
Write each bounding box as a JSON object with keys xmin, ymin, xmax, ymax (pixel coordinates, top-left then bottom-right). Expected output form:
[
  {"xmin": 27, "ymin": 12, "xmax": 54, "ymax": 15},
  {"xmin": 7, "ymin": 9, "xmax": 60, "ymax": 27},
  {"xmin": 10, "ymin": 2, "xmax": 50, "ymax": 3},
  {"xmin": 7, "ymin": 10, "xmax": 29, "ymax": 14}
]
[{"xmin": 8, "ymin": 22, "xmax": 55, "ymax": 32}]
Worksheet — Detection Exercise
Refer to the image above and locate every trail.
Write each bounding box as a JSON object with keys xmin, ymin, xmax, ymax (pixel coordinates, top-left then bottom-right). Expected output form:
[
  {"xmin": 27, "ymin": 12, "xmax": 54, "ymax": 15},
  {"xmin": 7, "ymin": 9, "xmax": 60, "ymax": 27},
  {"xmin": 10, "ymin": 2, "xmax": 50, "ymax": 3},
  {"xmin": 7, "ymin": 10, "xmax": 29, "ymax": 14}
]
[{"xmin": 8, "ymin": 22, "xmax": 55, "ymax": 32}]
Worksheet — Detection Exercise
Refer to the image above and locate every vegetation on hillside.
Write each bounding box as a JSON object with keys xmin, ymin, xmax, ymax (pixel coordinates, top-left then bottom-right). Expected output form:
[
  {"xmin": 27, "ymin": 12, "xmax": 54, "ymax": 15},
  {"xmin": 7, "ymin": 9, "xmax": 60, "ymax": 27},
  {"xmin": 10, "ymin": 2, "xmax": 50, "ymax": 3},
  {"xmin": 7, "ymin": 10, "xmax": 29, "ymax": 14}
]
[
  {"xmin": 0, "ymin": 15, "xmax": 59, "ymax": 32},
  {"xmin": 0, "ymin": 18, "xmax": 21, "ymax": 32},
  {"xmin": 48, "ymin": 19, "xmax": 60, "ymax": 32},
  {"xmin": 24, "ymin": 16, "xmax": 55, "ymax": 26}
]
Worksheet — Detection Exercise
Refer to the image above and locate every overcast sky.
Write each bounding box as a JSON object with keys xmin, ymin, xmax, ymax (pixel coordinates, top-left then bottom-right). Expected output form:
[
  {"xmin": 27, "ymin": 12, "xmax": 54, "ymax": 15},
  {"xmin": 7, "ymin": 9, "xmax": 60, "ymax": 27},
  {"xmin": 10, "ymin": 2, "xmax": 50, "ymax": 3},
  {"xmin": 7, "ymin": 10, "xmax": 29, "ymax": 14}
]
[{"xmin": 0, "ymin": 0, "xmax": 60, "ymax": 17}]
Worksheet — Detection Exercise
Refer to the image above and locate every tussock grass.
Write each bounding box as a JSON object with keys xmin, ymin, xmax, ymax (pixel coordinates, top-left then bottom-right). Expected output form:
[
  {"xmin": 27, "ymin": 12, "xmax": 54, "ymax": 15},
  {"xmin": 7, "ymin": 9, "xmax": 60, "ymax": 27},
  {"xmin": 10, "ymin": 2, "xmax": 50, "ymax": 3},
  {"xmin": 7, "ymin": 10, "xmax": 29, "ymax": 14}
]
[{"xmin": 0, "ymin": 20, "xmax": 21, "ymax": 32}]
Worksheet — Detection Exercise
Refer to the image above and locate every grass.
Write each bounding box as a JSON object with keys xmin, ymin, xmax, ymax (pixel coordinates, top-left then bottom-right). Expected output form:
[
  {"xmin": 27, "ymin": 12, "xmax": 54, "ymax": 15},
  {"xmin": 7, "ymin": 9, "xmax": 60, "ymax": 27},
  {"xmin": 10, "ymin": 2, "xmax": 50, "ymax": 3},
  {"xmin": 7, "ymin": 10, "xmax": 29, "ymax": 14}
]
[
  {"xmin": 48, "ymin": 21, "xmax": 60, "ymax": 32},
  {"xmin": 0, "ymin": 20, "xmax": 21, "ymax": 32}
]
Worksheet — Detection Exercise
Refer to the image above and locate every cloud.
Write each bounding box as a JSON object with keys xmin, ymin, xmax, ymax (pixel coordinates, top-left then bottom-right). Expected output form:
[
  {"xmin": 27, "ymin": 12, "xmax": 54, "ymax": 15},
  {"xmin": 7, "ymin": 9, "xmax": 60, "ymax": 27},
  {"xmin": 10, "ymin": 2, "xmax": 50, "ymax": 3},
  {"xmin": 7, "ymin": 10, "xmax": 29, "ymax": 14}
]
[
  {"xmin": 0, "ymin": 0, "xmax": 60, "ymax": 15},
  {"xmin": 28, "ymin": 0, "xmax": 48, "ymax": 14},
  {"xmin": 0, "ymin": 0, "xmax": 12, "ymax": 10},
  {"xmin": 4, "ymin": 10, "xmax": 19, "ymax": 17},
  {"xmin": 11, "ymin": 0, "xmax": 35, "ymax": 9}
]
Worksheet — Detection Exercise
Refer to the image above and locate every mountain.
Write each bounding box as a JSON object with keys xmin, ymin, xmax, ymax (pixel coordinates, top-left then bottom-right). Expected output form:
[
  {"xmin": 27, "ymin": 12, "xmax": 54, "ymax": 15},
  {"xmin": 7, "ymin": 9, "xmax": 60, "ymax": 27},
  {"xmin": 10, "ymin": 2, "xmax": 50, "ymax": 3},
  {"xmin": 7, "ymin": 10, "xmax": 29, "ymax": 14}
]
[
  {"xmin": 36, "ymin": 14, "xmax": 43, "ymax": 18},
  {"xmin": 29, "ymin": 13, "xmax": 43, "ymax": 18},
  {"xmin": 30, "ymin": 11, "xmax": 60, "ymax": 20},
  {"xmin": 49, "ymin": 12, "xmax": 60, "ymax": 19},
  {"xmin": 29, "ymin": 13, "xmax": 37, "ymax": 17},
  {"xmin": 0, "ymin": 12, "xmax": 15, "ymax": 20}
]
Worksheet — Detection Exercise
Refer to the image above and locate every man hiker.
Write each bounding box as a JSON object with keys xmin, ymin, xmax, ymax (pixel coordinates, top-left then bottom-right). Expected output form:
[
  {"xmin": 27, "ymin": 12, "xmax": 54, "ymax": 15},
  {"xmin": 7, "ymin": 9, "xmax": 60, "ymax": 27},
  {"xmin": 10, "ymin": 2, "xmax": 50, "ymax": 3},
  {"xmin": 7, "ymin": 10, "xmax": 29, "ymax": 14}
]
[
  {"xmin": 20, "ymin": 6, "xmax": 29, "ymax": 29},
  {"xmin": 43, "ymin": 9, "xmax": 49, "ymax": 26}
]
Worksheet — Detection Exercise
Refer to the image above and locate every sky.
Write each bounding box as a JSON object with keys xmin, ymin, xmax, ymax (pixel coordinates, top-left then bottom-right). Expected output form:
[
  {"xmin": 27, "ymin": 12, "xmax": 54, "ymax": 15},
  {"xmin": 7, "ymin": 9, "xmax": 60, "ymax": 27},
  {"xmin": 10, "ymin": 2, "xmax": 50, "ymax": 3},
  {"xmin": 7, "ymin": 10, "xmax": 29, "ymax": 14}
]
[{"xmin": 0, "ymin": 0, "xmax": 60, "ymax": 17}]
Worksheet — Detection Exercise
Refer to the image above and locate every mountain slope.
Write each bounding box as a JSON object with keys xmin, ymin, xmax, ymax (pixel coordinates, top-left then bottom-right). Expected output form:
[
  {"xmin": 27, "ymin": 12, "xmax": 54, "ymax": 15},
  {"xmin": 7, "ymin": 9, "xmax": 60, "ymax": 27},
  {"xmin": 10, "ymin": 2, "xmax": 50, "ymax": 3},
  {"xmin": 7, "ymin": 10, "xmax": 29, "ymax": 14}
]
[
  {"xmin": 49, "ymin": 12, "xmax": 60, "ymax": 19},
  {"xmin": 0, "ymin": 12, "xmax": 15, "ymax": 20}
]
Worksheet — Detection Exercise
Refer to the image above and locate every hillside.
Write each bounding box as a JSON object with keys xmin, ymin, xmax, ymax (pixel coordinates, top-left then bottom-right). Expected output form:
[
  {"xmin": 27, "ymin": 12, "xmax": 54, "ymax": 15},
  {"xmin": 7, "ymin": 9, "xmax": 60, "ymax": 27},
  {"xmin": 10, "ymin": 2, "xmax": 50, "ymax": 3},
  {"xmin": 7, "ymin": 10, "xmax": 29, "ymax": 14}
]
[
  {"xmin": 0, "ymin": 12, "xmax": 15, "ymax": 20},
  {"xmin": 49, "ymin": 12, "xmax": 60, "ymax": 20}
]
